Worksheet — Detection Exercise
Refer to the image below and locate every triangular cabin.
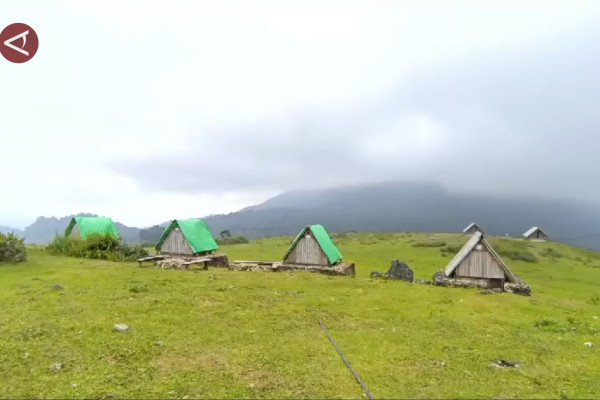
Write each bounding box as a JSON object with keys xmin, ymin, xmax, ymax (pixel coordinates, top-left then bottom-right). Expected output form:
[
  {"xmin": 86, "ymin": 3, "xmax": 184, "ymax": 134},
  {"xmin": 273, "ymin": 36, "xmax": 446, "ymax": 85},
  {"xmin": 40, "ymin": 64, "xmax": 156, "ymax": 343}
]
[
  {"xmin": 463, "ymin": 222, "xmax": 484, "ymax": 235},
  {"xmin": 445, "ymin": 231, "xmax": 517, "ymax": 290},
  {"xmin": 523, "ymin": 226, "xmax": 549, "ymax": 241},
  {"xmin": 155, "ymin": 219, "xmax": 218, "ymax": 256},
  {"xmin": 65, "ymin": 216, "xmax": 120, "ymax": 239},
  {"xmin": 283, "ymin": 224, "xmax": 343, "ymax": 266}
]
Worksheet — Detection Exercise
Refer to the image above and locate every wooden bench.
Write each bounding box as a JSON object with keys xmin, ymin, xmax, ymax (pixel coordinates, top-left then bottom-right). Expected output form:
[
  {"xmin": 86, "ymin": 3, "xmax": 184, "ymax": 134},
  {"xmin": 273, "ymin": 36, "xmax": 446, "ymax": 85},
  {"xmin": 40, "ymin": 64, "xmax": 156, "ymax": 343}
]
[
  {"xmin": 182, "ymin": 258, "xmax": 211, "ymax": 269},
  {"xmin": 137, "ymin": 255, "xmax": 166, "ymax": 267},
  {"xmin": 233, "ymin": 260, "xmax": 278, "ymax": 266}
]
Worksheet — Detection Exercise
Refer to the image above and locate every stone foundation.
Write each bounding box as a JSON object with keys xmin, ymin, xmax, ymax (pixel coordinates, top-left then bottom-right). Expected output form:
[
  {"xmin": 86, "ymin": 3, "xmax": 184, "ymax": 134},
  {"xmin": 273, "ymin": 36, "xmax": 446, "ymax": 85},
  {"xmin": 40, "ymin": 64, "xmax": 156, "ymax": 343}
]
[{"xmin": 431, "ymin": 270, "xmax": 532, "ymax": 296}]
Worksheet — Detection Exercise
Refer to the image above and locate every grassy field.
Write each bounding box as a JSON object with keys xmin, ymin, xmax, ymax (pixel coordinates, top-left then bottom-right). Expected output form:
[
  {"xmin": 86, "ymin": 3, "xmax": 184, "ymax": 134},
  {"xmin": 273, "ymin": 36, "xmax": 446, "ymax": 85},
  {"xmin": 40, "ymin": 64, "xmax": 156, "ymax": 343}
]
[{"xmin": 1, "ymin": 232, "xmax": 600, "ymax": 399}]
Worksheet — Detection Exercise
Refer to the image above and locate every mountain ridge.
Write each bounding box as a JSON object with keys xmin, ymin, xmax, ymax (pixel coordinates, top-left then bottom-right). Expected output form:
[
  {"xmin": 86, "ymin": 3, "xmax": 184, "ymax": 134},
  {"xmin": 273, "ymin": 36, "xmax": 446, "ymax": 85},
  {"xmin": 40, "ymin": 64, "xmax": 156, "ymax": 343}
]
[{"xmin": 3, "ymin": 181, "xmax": 600, "ymax": 250}]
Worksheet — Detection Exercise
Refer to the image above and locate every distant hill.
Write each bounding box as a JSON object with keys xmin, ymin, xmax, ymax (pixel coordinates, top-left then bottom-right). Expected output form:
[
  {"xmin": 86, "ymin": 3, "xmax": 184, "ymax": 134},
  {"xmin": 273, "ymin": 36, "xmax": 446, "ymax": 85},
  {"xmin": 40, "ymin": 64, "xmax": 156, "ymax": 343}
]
[
  {"xmin": 0, "ymin": 226, "xmax": 23, "ymax": 235},
  {"xmin": 7, "ymin": 181, "xmax": 600, "ymax": 250},
  {"xmin": 202, "ymin": 181, "xmax": 600, "ymax": 250}
]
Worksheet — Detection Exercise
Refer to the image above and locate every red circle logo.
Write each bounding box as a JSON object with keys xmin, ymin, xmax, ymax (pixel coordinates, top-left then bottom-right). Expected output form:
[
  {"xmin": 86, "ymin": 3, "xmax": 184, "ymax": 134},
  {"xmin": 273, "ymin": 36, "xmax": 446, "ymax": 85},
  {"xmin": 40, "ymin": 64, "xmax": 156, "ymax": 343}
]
[{"xmin": 0, "ymin": 23, "xmax": 39, "ymax": 63}]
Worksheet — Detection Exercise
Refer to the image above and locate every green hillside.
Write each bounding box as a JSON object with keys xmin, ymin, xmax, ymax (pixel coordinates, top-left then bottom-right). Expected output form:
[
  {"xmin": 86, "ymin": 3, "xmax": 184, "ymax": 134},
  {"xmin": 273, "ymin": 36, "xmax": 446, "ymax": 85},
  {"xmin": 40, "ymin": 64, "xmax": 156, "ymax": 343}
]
[{"xmin": 1, "ymin": 233, "xmax": 599, "ymax": 398}]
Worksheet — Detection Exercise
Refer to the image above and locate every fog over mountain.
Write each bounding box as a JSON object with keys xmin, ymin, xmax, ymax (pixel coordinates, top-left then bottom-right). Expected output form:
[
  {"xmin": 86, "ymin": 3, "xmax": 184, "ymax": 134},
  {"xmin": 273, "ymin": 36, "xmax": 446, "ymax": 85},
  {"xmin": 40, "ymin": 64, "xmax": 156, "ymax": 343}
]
[{"xmin": 6, "ymin": 181, "xmax": 600, "ymax": 250}]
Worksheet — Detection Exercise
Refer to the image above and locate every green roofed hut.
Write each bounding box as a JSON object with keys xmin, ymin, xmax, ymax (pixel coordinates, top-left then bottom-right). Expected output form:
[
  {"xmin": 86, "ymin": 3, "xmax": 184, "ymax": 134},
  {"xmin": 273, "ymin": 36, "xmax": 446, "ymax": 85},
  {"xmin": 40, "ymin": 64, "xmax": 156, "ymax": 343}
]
[
  {"xmin": 156, "ymin": 219, "xmax": 219, "ymax": 256},
  {"xmin": 231, "ymin": 224, "xmax": 355, "ymax": 276},
  {"xmin": 65, "ymin": 216, "xmax": 120, "ymax": 239},
  {"xmin": 283, "ymin": 224, "xmax": 343, "ymax": 266},
  {"xmin": 147, "ymin": 219, "xmax": 229, "ymax": 269}
]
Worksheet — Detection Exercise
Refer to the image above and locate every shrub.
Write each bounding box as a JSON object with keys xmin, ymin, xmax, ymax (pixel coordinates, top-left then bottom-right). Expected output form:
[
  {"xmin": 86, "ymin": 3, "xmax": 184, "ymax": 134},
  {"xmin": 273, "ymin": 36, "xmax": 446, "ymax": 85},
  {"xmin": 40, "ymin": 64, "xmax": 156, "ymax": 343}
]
[
  {"xmin": 46, "ymin": 233, "xmax": 148, "ymax": 261},
  {"xmin": 413, "ymin": 240, "xmax": 446, "ymax": 248},
  {"xmin": 0, "ymin": 232, "xmax": 28, "ymax": 263},
  {"xmin": 440, "ymin": 245, "xmax": 462, "ymax": 255},
  {"xmin": 497, "ymin": 250, "xmax": 539, "ymax": 263},
  {"xmin": 216, "ymin": 235, "xmax": 249, "ymax": 245},
  {"xmin": 540, "ymin": 247, "xmax": 564, "ymax": 259}
]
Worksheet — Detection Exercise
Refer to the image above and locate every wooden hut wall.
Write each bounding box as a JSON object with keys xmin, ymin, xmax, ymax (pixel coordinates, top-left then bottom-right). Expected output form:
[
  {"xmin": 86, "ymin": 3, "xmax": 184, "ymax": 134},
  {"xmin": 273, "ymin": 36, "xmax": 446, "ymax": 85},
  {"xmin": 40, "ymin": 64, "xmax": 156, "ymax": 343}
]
[
  {"xmin": 159, "ymin": 228, "xmax": 194, "ymax": 255},
  {"xmin": 285, "ymin": 232, "xmax": 329, "ymax": 265},
  {"xmin": 454, "ymin": 245, "xmax": 505, "ymax": 279},
  {"xmin": 69, "ymin": 224, "xmax": 81, "ymax": 238}
]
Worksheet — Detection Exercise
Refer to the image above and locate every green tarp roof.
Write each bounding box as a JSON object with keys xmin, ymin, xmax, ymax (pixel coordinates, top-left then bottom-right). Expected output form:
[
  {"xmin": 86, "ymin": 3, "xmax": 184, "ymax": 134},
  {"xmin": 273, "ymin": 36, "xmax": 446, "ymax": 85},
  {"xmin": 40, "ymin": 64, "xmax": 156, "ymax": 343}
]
[
  {"xmin": 283, "ymin": 224, "xmax": 343, "ymax": 265},
  {"xmin": 65, "ymin": 216, "xmax": 120, "ymax": 239},
  {"xmin": 156, "ymin": 219, "xmax": 218, "ymax": 254}
]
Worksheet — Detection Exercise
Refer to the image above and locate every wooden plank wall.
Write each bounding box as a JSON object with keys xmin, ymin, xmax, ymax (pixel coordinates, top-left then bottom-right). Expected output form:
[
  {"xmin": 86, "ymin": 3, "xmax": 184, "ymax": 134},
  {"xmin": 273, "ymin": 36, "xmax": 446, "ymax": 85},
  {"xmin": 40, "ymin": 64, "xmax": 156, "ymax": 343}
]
[
  {"xmin": 69, "ymin": 224, "xmax": 81, "ymax": 238},
  {"xmin": 285, "ymin": 232, "xmax": 329, "ymax": 266},
  {"xmin": 159, "ymin": 228, "xmax": 194, "ymax": 255},
  {"xmin": 455, "ymin": 245, "xmax": 505, "ymax": 279}
]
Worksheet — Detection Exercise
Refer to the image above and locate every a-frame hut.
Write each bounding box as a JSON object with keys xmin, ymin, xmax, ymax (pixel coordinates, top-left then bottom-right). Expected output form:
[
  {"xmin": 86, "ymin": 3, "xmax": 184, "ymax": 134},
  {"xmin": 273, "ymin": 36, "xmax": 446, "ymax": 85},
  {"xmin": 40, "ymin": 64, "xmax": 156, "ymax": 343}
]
[
  {"xmin": 156, "ymin": 219, "xmax": 218, "ymax": 256},
  {"xmin": 463, "ymin": 222, "xmax": 484, "ymax": 235},
  {"xmin": 283, "ymin": 224, "xmax": 343, "ymax": 266},
  {"xmin": 523, "ymin": 226, "xmax": 549, "ymax": 241},
  {"xmin": 445, "ymin": 231, "xmax": 517, "ymax": 289},
  {"xmin": 65, "ymin": 216, "xmax": 120, "ymax": 239}
]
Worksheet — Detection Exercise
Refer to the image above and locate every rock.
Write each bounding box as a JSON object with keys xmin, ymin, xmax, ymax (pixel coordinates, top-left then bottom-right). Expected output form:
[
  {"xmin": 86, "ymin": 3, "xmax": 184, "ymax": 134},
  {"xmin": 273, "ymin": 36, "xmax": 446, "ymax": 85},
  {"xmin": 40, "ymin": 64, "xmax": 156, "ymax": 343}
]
[
  {"xmin": 247, "ymin": 383, "xmax": 255, "ymax": 389},
  {"xmin": 584, "ymin": 342, "xmax": 594, "ymax": 348},
  {"xmin": 593, "ymin": 316, "xmax": 599, "ymax": 320},
  {"xmin": 114, "ymin": 324, "xmax": 130, "ymax": 332},
  {"xmin": 386, "ymin": 260, "xmax": 414, "ymax": 282},
  {"xmin": 156, "ymin": 341, "xmax": 163, "ymax": 346},
  {"xmin": 50, "ymin": 363, "xmax": 64, "ymax": 372},
  {"xmin": 50, "ymin": 284, "xmax": 65, "ymax": 291},
  {"xmin": 71, "ymin": 383, "xmax": 78, "ymax": 388},
  {"xmin": 209, "ymin": 274, "xmax": 217, "ymax": 280},
  {"xmin": 432, "ymin": 270, "xmax": 451, "ymax": 286},
  {"xmin": 370, "ymin": 271, "xmax": 385, "ymax": 279},
  {"xmin": 491, "ymin": 359, "xmax": 520, "ymax": 368},
  {"xmin": 504, "ymin": 282, "xmax": 532, "ymax": 296},
  {"xmin": 415, "ymin": 279, "xmax": 431, "ymax": 285},
  {"xmin": 479, "ymin": 289, "xmax": 494, "ymax": 294}
]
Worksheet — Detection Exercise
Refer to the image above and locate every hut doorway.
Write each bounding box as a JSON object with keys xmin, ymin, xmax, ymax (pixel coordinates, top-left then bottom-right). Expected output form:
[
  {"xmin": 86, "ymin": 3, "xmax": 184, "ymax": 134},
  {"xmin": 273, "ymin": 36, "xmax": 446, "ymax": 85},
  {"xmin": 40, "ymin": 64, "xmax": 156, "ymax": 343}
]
[{"xmin": 489, "ymin": 278, "xmax": 504, "ymax": 290}]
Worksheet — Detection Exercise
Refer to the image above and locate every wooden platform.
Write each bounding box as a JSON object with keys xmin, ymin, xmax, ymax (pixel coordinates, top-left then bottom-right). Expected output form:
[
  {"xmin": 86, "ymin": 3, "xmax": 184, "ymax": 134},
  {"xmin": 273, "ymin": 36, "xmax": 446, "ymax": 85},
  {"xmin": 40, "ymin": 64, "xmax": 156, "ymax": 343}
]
[{"xmin": 230, "ymin": 260, "xmax": 356, "ymax": 276}]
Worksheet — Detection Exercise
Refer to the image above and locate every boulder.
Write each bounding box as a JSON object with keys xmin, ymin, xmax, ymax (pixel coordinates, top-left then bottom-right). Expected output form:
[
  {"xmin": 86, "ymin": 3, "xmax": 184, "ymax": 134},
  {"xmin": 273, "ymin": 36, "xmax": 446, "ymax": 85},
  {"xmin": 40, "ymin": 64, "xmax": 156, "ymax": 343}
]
[{"xmin": 387, "ymin": 260, "xmax": 414, "ymax": 282}]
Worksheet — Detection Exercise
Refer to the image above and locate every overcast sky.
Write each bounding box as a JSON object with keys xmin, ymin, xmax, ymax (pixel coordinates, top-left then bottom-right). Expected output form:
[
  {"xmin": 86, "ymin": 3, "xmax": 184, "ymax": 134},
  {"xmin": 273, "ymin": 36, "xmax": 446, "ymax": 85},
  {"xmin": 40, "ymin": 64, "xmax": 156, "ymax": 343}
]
[{"xmin": 1, "ymin": 0, "xmax": 599, "ymax": 228}]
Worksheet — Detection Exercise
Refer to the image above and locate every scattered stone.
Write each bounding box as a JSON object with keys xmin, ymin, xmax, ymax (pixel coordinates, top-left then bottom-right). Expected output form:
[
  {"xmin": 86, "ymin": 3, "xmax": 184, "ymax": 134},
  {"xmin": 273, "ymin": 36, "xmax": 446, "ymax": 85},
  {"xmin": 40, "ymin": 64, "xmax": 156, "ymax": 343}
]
[
  {"xmin": 247, "ymin": 383, "xmax": 255, "ymax": 389},
  {"xmin": 432, "ymin": 270, "xmax": 452, "ymax": 287},
  {"xmin": 370, "ymin": 271, "xmax": 385, "ymax": 279},
  {"xmin": 415, "ymin": 279, "xmax": 432, "ymax": 285},
  {"xmin": 49, "ymin": 284, "xmax": 65, "ymax": 291},
  {"xmin": 209, "ymin": 274, "xmax": 217, "ymax": 280},
  {"xmin": 50, "ymin": 363, "xmax": 64, "ymax": 372},
  {"xmin": 71, "ymin": 383, "xmax": 78, "ymax": 388},
  {"xmin": 491, "ymin": 359, "xmax": 521, "ymax": 368},
  {"xmin": 584, "ymin": 342, "xmax": 594, "ymax": 348},
  {"xmin": 114, "ymin": 324, "xmax": 130, "ymax": 332},
  {"xmin": 155, "ymin": 341, "xmax": 163, "ymax": 346},
  {"xmin": 167, "ymin": 390, "xmax": 176, "ymax": 395},
  {"xmin": 480, "ymin": 289, "xmax": 494, "ymax": 295},
  {"xmin": 77, "ymin": 331, "xmax": 83, "ymax": 334},
  {"xmin": 504, "ymin": 282, "xmax": 532, "ymax": 296},
  {"xmin": 434, "ymin": 360, "xmax": 446, "ymax": 367}
]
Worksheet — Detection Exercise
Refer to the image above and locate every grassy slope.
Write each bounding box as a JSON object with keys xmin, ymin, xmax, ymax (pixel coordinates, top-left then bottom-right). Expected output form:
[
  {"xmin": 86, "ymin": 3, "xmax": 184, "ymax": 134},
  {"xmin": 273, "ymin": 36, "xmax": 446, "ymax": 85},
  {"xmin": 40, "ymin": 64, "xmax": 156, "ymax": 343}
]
[{"xmin": 1, "ymin": 233, "xmax": 599, "ymax": 399}]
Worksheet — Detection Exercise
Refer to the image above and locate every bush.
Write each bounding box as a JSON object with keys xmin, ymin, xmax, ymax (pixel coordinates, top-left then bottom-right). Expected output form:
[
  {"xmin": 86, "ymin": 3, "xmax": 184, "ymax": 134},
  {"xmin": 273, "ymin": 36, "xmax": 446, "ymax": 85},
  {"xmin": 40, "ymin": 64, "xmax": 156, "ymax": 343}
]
[
  {"xmin": 540, "ymin": 247, "xmax": 564, "ymax": 259},
  {"xmin": 497, "ymin": 250, "xmax": 539, "ymax": 263},
  {"xmin": 46, "ymin": 233, "xmax": 148, "ymax": 261},
  {"xmin": 412, "ymin": 240, "xmax": 446, "ymax": 248},
  {"xmin": 0, "ymin": 232, "xmax": 27, "ymax": 262},
  {"xmin": 216, "ymin": 235, "xmax": 249, "ymax": 245},
  {"xmin": 440, "ymin": 245, "xmax": 462, "ymax": 255}
]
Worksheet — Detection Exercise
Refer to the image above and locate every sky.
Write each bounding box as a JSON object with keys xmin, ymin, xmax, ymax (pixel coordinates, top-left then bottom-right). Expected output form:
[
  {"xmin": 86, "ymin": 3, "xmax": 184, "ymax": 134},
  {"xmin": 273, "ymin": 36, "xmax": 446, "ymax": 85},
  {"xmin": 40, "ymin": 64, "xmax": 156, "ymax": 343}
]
[{"xmin": 1, "ymin": 0, "xmax": 599, "ymax": 229}]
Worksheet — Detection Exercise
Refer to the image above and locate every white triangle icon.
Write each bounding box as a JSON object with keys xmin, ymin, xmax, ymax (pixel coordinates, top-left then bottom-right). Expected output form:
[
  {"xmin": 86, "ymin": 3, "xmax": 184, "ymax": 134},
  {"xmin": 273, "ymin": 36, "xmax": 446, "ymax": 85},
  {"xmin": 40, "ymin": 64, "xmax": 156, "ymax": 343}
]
[{"xmin": 4, "ymin": 30, "xmax": 29, "ymax": 56}]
